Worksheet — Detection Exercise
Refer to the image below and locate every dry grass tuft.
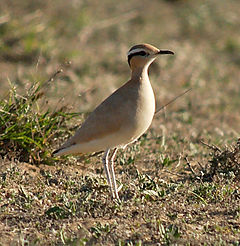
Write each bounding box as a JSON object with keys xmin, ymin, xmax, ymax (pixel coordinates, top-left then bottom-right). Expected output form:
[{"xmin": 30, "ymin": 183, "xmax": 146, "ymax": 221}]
[{"xmin": 200, "ymin": 139, "xmax": 240, "ymax": 181}]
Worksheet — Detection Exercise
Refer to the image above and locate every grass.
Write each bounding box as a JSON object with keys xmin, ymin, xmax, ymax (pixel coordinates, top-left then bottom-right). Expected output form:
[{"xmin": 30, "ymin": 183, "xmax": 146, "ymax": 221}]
[
  {"xmin": 0, "ymin": 0, "xmax": 240, "ymax": 245},
  {"xmin": 0, "ymin": 70, "xmax": 78, "ymax": 165}
]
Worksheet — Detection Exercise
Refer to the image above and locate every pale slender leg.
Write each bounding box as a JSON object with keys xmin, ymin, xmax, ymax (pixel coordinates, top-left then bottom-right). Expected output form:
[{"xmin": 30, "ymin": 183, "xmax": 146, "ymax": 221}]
[
  {"xmin": 109, "ymin": 148, "xmax": 119, "ymax": 200},
  {"xmin": 102, "ymin": 149, "xmax": 115, "ymax": 198}
]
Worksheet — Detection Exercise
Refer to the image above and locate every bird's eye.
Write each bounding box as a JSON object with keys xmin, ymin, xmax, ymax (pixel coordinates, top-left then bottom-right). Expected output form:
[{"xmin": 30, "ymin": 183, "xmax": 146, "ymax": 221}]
[{"xmin": 138, "ymin": 51, "xmax": 147, "ymax": 56}]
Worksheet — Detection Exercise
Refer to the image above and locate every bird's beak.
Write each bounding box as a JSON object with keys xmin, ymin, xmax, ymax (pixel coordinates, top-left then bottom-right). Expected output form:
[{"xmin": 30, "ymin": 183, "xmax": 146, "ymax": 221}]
[{"xmin": 157, "ymin": 50, "xmax": 174, "ymax": 55}]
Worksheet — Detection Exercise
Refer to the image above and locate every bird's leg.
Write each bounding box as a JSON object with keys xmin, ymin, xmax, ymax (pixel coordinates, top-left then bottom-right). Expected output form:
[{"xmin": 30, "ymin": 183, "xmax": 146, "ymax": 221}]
[
  {"xmin": 102, "ymin": 149, "xmax": 115, "ymax": 198},
  {"xmin": 109, "ymin": 148, "xmax": 119, "ymax": 200}
]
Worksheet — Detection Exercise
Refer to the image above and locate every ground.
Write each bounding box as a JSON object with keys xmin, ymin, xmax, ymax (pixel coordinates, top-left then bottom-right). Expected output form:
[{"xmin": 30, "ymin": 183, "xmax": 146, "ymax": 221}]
[{"xmin": 0, "ymin": 0, "xmax": 240, "ymax": 245}]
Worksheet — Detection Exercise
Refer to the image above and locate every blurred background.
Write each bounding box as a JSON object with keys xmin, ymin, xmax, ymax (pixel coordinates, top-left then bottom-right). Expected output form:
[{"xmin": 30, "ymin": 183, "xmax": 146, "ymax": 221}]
[
  {"xmin": 0, "ymin": 0, "xmax": 240, "ymax": 138},
  {"xmin": 1, "ymin": 1, "xmax": 240, "ymax": 244}
]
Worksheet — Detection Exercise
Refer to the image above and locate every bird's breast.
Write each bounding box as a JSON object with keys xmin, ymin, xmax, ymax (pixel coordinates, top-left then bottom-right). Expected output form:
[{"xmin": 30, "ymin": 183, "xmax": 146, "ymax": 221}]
[{"xmin": 121, "ymin": 78, "xmax": 155, "ymax": 143}]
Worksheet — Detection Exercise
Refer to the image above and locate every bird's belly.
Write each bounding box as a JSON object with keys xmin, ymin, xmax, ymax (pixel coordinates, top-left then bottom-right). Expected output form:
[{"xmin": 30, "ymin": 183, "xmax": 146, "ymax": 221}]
[{"xmin": 65, "ymin": 130, "xmax": 138, "ymax": 154}]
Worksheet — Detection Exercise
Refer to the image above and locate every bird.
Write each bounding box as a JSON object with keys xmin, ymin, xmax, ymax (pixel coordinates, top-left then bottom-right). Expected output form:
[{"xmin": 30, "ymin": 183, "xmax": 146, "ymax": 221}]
[{"xmin": 52, "ymin": 43, "xmax": 174, "ymax": 200}]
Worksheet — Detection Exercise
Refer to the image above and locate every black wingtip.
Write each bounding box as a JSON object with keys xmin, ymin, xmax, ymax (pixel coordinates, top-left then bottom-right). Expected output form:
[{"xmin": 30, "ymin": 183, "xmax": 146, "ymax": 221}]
[{"xmin": 52, "ymin": 149, "xmax": 59, "ymax": 157}]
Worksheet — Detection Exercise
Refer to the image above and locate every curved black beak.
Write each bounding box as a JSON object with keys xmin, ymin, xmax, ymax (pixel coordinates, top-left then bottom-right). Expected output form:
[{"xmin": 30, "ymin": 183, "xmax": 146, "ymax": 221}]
[{"xmin": 158, "ymin": 50, "xmax": 174, "ymax": 55}]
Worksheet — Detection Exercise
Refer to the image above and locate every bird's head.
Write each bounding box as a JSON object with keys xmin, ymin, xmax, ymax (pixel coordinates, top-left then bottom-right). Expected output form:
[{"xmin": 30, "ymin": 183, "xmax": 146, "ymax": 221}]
[{"xmin": 127, "ymin": 43, "xmax": 174, "ymax": 69}]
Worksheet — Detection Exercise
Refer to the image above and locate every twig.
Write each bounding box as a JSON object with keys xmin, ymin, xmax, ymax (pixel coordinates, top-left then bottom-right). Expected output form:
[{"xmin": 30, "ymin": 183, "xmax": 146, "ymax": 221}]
[
  {"xmin": 199, "ymin": 139, "xmax": 221, "ymax": 152},
  {"xmin": 163, "ymin": 169, "xmax": 185, "ymax": 178},
  {"xmin": 45, "ymin": 69, "xmax": 63, "ymax": 85},
  {"xmin": 155, "ymin": 88, "xmax": 192, "ymax": 115},
  {"xmin": 44, "ymin": 61, "xmax": 71, "ymax": 88},
  {"xmin": 197, "ymin": 161, "xmax": 205, "ymax": 171},
  {"xmin": 184, "ymin": 156, "xmax": 197, "ymax": 177},
  {"xmin": 34, "ymin": 61, "xmax": 71, "ymax": 100}
]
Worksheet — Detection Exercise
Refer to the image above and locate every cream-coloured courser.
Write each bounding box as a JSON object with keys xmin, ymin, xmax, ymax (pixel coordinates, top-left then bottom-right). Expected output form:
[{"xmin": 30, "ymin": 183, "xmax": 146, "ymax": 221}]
[{"xmin": 53, "ymin": 44, "xmax": 174, "ymax": 199}]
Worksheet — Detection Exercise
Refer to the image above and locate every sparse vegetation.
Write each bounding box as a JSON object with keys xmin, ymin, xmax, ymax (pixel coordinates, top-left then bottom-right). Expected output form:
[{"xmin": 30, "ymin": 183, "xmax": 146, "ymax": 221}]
[
  {"xmin": 0, "ymin": 0, "xmax": 240, "ymax": 245},
  {"xmin": 0, "ymin": 72, "xmax": 78, "ymax": 165}
]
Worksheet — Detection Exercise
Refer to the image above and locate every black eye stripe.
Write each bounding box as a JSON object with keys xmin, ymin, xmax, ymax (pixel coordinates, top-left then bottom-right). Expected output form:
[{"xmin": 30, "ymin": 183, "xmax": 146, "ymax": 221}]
[
  {"xmin": 131, "ymin": 51, "xmax": 147, "ymax": 57},
  {"xmin": 128, "ymin": 51, "xmax": 149, "ymax": 65},
  {"xmin": 138, "ymin": 51, "xmax": 147, "ymax": 56}
]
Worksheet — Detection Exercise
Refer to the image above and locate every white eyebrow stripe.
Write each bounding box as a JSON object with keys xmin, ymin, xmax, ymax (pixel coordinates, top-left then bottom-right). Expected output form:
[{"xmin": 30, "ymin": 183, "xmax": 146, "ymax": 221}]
[{"xmin": 127, "ymin": 48, "xmax": 146, "ymax": 56}]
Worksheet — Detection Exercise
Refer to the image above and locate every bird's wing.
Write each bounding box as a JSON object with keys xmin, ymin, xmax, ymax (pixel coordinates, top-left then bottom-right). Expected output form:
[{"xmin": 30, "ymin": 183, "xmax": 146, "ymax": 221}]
[{"xmin": 58, "ymin": 80, "xmax": 138, "ymax": 150}]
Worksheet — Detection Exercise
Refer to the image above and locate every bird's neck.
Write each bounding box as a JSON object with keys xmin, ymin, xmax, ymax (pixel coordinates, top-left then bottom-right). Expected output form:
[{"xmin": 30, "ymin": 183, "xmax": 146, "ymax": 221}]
[{"xmin": 131, "ymin": 65, "xmax": 149, "ymax": 82}]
